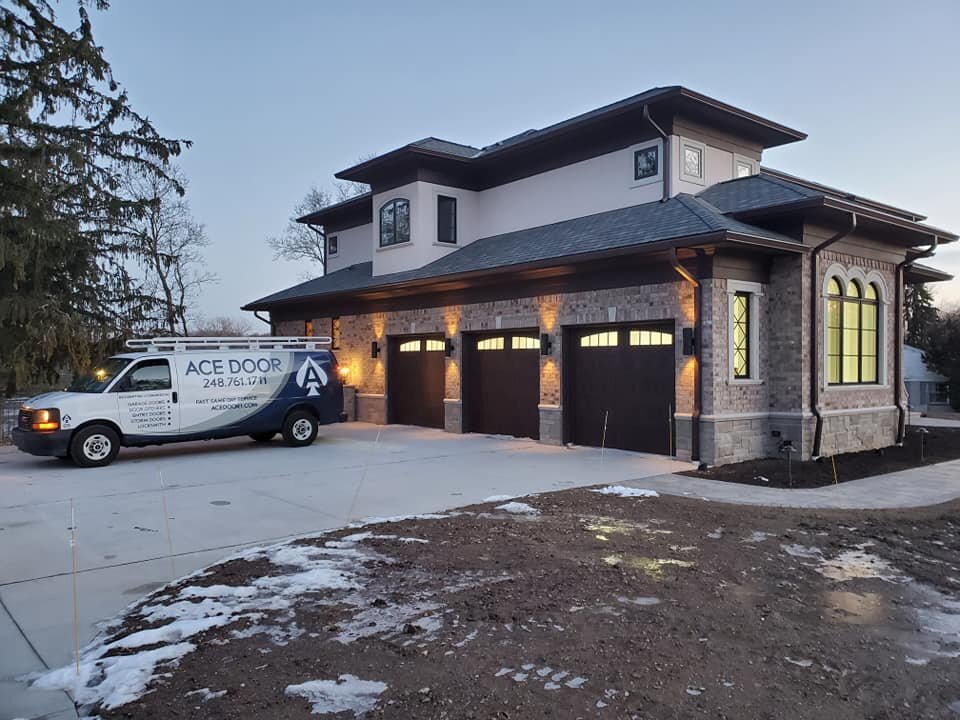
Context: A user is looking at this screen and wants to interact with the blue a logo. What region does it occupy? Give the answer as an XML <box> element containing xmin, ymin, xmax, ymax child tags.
<box><xmin>296</xmin><ymin>357</ymin><xmax>328</xmax><ymax>396</ymax></box>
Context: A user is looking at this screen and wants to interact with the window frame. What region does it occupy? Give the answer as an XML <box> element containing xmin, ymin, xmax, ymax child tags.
<box><xmin>726</xmin><ymin>280</ymin><xmax>762</xmax><ymax>383</ymax></box>
<box><xmin>379</xmin><ymin>198</ymin><xmax>411</xmax><ymax>248</ymax></box>
<box><xmin>112</xmin><ymin>358</ymin><xmax>172</xmax><ymax>393</ymax></box>
<box><xmin>327</xmin><ymin>234</ymin><xmax>338</xmax><ymax>258</ymax></box>
<box><xmin>825</xmin><ymin>275</ymin><xmax>881</xmax><ymax>386</ymax></box>
<box><xmin>679</xmin><ymin>137</ymin><xmax>707</xmax><ymax>185</ymax></box>
<box><xmin>628</xmin><ymin>139</ymin><xmax>663</xmax><ymax>188</ymax></box>
<box><xmin>436</xmin><ymin>195</ymin><xmax>457</xmax><ymax>245</ymax></box>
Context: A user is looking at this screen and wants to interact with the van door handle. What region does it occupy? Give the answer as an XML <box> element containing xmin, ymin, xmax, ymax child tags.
<box><xmin>171</xmin><ymin>392</ymin><xmax>178</xmax><ymax>404</ymax></box>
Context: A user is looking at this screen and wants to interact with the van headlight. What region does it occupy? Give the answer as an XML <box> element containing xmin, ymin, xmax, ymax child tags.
<box><xmin>31</xmin><ymin>408</ymin><xmax>61</xmax><ymax>431</ymax></box>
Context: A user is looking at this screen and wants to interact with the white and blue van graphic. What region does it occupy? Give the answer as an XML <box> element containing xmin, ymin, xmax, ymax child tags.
<box><xmin>11</xmin><ymin>337</ymin><xmax>346</xmax><ymax>467</ymax></box>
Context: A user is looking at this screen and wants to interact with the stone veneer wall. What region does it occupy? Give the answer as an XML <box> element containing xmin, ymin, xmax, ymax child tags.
<box><xmin>273</xmin><ymin>242</ymin><xmax>903</xmax><ymax>465</ymax></box>
<box><xmin>282</xmin><ymin>281</ymin><xmax>696</xmax><ymax>456</ymax></box>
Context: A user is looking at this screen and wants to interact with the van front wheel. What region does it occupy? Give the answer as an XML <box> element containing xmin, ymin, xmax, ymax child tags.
<box><xmin>282</xmin><ymin>410</ymin><xmax>318</xmax><ymax>447</ymax></box>
<box><xmin>70</xmin><ymin>425</ymin><xmax>120</xmax><ymax>468</ymax></box>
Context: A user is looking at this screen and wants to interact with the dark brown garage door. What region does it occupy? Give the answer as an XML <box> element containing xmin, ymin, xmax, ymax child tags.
<box><xmin>464</xmin><ymin>330</ymin><xmax>540</xmax><ymax>439</ymax></box>
<box><xmin>566</xmin><ymin>323</ymin><xmax>675</xmax><ymax>454</ymax></box>
<box><xmin>388</xmin><ymin>335</ymin><xmax>445</xmax><ymax>428</ymax></box>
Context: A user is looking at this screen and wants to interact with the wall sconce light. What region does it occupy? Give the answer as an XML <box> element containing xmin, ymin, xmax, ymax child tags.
<box><xmin>682</xmin><ymin>327</ymin><xmax>696</xmax><ymax>356</ymax></box>
<box><xmin>444</xmin><ymin>337</ymin><xmax>455</xmax><ymax>357</ymax></box>
<box><xmin>540</xmin><ymin>333</ymin><xmax>553</xmax><ymax>356</ymax></box>
<box><xmin>370</xmin><ymin>340</ymin><xmax>380</xmax><ymax>359</ymax></box>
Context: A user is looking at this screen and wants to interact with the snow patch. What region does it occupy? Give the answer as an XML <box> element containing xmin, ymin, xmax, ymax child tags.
<box><xmin>592</xmin><ymin>485</ymin><xmax>659</xmax><ymax>498</ymax></box>
<box><xmin>495</xmin><ymin>502</ymin><xmax>540</xmax><ymax>515</ymax></box>
<box><xmin>483</xmin><ymin>494</ymin><xmax>518</xmax><ymax>503</ymax></box>
<box><xmin>185</xmin><ymin>687</ymin><xmax>227</xmax><ymax>701</ymax></box>
<box><xmin>285</xmin><ymin>675</ymin><xmax>387</xmax><ymax>716</ymax></box>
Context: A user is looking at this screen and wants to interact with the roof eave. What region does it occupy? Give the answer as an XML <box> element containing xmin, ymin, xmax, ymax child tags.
<box><xmin>242</xmin><ymin>230</ymin><xmax>804</xmax><ymax>312</ymax></box>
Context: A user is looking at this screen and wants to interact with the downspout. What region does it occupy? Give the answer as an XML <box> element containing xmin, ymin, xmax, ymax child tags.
<box><xmin>810</xmin><ymin>214</ymin><xmax>857</xmax><ymax>458</ymax></box>
<box><xmin>670</xmin><ymin>248</ymin><xmax>701</xmax><ymax>462</ymax></box>
<box><xmin>307</xmin><ymin>223</ymin><xmax>327</xmax><ymax>275</ymax></box>
<box><xmin>895</xmin><ymin>238</ymin><xmax>939</xmax><ymax>443</ymax></box>
<box><xmin>252</xmin><ymin>310</ymin><xmax>274</xmax><ymax>335</ymax></box>
<box><xmin>643</xmin><ymin>105</ymin><xmax>670</xmax><ymax>202</ymax></box>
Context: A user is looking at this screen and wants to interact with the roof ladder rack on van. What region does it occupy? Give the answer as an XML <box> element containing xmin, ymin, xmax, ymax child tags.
<box><xmin>125</xmin><ymin>337</ymin><xmax>334</xmax><ymax>352</ymax></box>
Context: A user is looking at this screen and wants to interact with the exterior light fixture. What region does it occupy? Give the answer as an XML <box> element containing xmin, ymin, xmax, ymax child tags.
<box><xmin>370</xmin><ymin>340</ymin><xmax>380</xmax><ymax>359</ymax></box>
<box><xmin>337</xmin><ymin>366</ymin><xmax>351</xmax><ymax>381</ymax></box>
<box><xmin>682</xmin><ymin>328</ymin><xmax>696</xmax><ymax>356</ymax></box>
<box><xmin>540</xmin><ymin>333</ymin><xmax>553</xmax><ymax>356</ymax></box>
<box><xmin>444</xmin><ymin>337</ymin><xmax>455</xmax><ymax>357</ymax></box>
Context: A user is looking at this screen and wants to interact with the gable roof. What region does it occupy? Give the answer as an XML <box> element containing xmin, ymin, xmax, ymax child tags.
<box><xmin>244</xmin><ymin>194</ymin><xmax>798</xmax><ymax>310</ymax></box>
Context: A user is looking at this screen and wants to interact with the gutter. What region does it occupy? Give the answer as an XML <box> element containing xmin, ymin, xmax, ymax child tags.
<box><xmin>670</xmin><ymin>249</ymin><xmax>702</xmax><ymax>462</ymax></box>
<box><xmin>895</xmin><ymin>238</ymin><xmax>939</xmax><ymax>443</ymax></box>
<box><xmin>306</xmin><ymin>223</ymin><xmax>327</xmax><ymax>275</ymax></box>
<box><xmin>642</xmin><ymin>104</ymin><xmax>670</xmax><ymax>202</ymax></box>
<box><xmin>252</xmin><ymin>311</ymin><xmax>274</xmax><ymax>335</ymax></box>
<box><xmin>811</xmin><ymin>213</ymin><xmax>857</xmax><ymax>459</ymax></box>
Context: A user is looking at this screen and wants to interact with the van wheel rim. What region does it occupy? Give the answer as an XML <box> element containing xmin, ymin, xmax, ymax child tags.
<box><xmin>292</xmin><ymin>418</ymin><xmax>313</xmax><ymax>441</ymax></box>
<box><xmin>83</xmin><ymin>434</ymin><xmax>111</xmax><ymax>461</ymax></box>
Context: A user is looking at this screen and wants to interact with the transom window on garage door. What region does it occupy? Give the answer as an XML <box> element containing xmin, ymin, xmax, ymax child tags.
<box><xmin>399</xmin><ymin>339</ymin><xmax>444</xmax><ymax>352</ymax></box>
<box><xmin>629</xmin><ymin>329</ymin><xmax>672</xmax><ymax>346</ymax></box>
<box><xmin>580</xmin><ymin>329</ymin><xmax>672</xmax><ymax>348</ymax></box>
<box><xmin>477</xmin><ymin>337</ymin><xmax>504</xmax><ymax>351</ymax></box>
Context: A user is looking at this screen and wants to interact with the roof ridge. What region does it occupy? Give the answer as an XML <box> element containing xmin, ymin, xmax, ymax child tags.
<box><xmin>674</xmin><ymin>194</ymin><xmax>725</xmax><ymax>232</ymax></box>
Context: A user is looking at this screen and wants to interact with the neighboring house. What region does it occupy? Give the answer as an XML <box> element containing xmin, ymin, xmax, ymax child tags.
<box><xmin>904</xmin><ymin>345</ymin><xmax>950</xmax><ymax>414</ymax></box>
<box><xmin>244</xmin><ymin>86</ymin><xmax>956</xmax><ymax>466</ymax></box>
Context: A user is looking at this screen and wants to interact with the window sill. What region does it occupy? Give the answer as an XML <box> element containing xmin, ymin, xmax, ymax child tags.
<box><xmin>729</xmin><ymin>378</ymin><xmax>764</xmax><ymax>386</ymax></box>
<box><xmin>432</xmin><ymin>241</ymin><xmax>458</xmax><ymax>248</ymax></box>
<box><xmin>376</xmin><ymin>241</ymin><xmax>413</xmax><ymax>253</ymax></box>
<box><xmin>825</xmin><ymin>384</ymin><xmax>890</xmax><ymax>391</ymax></box>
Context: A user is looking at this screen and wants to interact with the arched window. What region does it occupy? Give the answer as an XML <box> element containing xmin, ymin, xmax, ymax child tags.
<box><xmin>380</xmin><ymin>199</ymin><xmax>410</xmax><ymax>247</ymax></box>
<box><xmin>827</xmin><ymin>278</ymin><xmax>880</xmax><ymax>385</ymax></box>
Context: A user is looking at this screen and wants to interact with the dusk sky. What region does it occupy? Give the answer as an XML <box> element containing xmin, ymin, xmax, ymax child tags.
<box><xmin>90</xmin><ymin>0</ymin><xmax>960</xmax><ymax>324</ymax></box>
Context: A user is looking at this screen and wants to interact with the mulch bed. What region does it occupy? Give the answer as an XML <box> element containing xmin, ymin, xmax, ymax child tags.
<box><xmin>681</xmin><ymin>426</ymin><xmax>960</xmax><ymax>489</ymax></box>
<box><xmin>89</xmin><ymin>488</ymin><xmax>960</xmax><ymax>720</ymax></box>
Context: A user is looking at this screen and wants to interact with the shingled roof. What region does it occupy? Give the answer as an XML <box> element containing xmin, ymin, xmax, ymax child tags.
<box><xmin>244</xmin><ymin>194</ymin><xmax>798</xmax><ymax>310</ymax></box>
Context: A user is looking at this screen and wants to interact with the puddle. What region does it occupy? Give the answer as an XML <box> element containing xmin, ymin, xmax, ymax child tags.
<box><xmin>582</xmin><ymin>516</ymin><xmax>673</xmax><ymax>538</ymax></box>
<box><xmin>823</xmin><ymin>591</ymin><xmax>886</xmax><ymax>625</ymax></box>
<box><xmin>817</xmin><ymin>549</ymin><xmax>903</xmax><ymax>583</ymax></box>
<box><xmin>602</xmin><ymin>554</ymin><xmax>694</xmax><ymax>577</ymax></box>
<box><xmin>616</xmin><ymin>596</ymin><xmax>660</xmax><ymax>607</ymax></box>
<box><xmin>781</xmin><ymin>543</ymin><xmax>822</xmax><ymax>559</ymax></box>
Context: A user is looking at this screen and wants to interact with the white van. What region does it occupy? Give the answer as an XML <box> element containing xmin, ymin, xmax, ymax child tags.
<box><xmin>11</xmin><ymin>337</ymin><xmax>346</xmax><ymax>468</ymax></box>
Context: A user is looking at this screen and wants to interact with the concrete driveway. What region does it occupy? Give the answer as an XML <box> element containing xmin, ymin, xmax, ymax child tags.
<box><xmin>0</xmin><ymin>422</ymin><xmax>690</xmax><ymax>719</ymax></box>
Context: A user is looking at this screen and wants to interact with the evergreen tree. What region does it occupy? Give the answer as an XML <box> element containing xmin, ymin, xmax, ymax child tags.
<box><xmin>904</xmin><ymin>283</ymin><xmax>939</xmax><ymax>350</ymax></box>
<box><xmin>923</xmin><ymin>308</ymin><xmax>960</xmax><ymax>411</ymax></box>
<box><xmin>0</xmin><ymin>0</ymin><xmax>188</xmax><ymax>394</ymax></box>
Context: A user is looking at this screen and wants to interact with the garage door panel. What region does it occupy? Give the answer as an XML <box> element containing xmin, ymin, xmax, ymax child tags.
<box><xmin>568</xmin><ymin>323</ymin><xmax>674</xmax><ymax>454</ymax></box>
<box><xmin>389</xmin><ymin>335</ymin><xmax>445</xmax><ymax>428</ymax></box>
<box><xmin>466</xmin><ymin>331</ymin><xmax>540</xmax><ymax>439</ymax></box>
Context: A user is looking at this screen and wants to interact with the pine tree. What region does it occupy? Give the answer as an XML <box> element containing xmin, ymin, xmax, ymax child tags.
<box><xmin>904</xmin><ymin>283</ymin><xmax>939</xmax><ymax>350</ymax></box>
<box><xmin>0</xmin><ymin>0</ymin><xmax>188</xmax><ymax>394</ymax></box>
<box><xmin>924</xmin><ymin>308</ymin><xmax>960</xmax><ymax>411</ymax></box>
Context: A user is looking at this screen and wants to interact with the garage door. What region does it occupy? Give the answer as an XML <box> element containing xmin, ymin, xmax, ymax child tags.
<box><xmin>388</xmin><ymin>335</ymin><xmax>446</xmax><ymax>428</ymax></box>
<box><xmin>567</xmin><ymin>323</ymin><xmax>675</xmax><ymax>454</ymax></box>
<box><xmin>464</xmin><ymin>330</ymin><xmax>540</xmax><ymax>439</ymax></box>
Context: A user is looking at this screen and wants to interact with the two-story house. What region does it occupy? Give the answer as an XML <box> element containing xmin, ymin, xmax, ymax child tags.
<box><xmin>244</xmin><ymin>86</ymin><xmax>955</xmax><ymax>466</ymax></box>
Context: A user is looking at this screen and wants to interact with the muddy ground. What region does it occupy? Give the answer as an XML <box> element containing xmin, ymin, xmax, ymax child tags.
<box><xmin>682</xmin><ymin>426</ymin><xmax>960</xmax><ymax>488</ymax></box>
<box><xmin>75</xmin><ymin>488</ymin><xmax>960</xmax><ymax>720</ymax></box>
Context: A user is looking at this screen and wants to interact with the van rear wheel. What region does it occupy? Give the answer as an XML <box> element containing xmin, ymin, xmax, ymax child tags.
<box><xmin>282</xmin><ymin>410</ymin><xmax>318</xmax><ymax>447</ymax></box>
<box><xmin>70</xmin><ymin>425</ymin><xmax>120</xmax><ymax>468</ymax></box>
<box><xmin>250</xmin><ymin>432</ymin><xmax>276</xmax><ymax>443</ymax></box>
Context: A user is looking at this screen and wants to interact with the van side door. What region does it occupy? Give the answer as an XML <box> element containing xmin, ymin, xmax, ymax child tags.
<box><xmin>113</xmin><ymin>357</ymin><xmax>181</xmax><ymax>437</ymax></box>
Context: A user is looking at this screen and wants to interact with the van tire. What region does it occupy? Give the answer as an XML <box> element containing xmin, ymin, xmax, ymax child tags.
<box><xmin>70</xmin><ymin>425</ymin><xmax>121</xmax><ymax>468</ymax></box>
<box><xmin>250</xmin><ymin>432</ymin><xmax>276</xmax><ymax>443</ymax></box>
<box><xmin>282</xmin><ymin>410</ymin><xmax>317</xmax><ymax>447</ymax></box>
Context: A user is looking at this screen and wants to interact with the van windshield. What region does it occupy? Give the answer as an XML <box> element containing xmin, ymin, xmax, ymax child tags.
<box><xmin>67</xmin><ymin>357</ymin><xmax>132</xmax><ymax>393</ymax></box>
